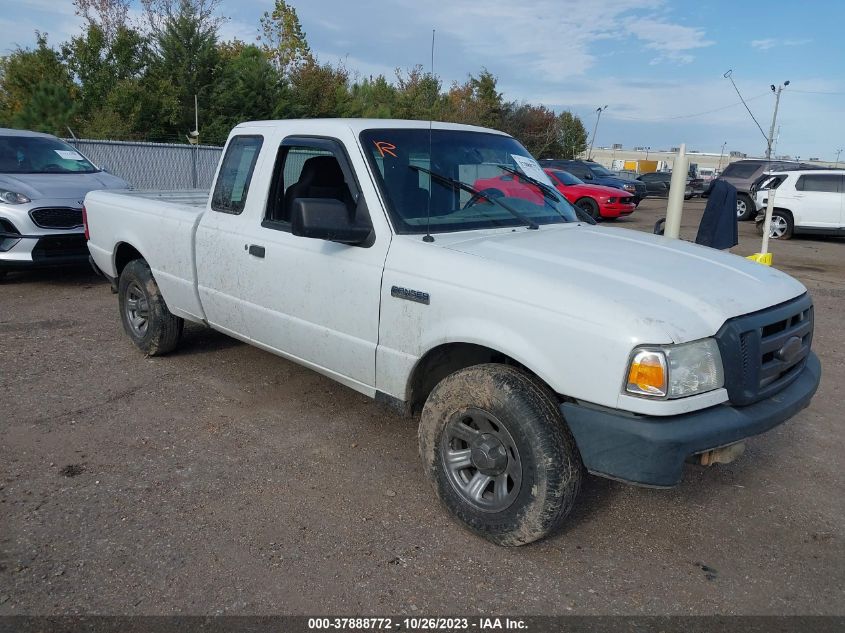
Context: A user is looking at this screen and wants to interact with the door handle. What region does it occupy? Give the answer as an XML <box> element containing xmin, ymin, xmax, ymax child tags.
<box><xmin>248</xmin><ymin>244</ymin><xmax>265</xmax><ymax>258</ymax></box>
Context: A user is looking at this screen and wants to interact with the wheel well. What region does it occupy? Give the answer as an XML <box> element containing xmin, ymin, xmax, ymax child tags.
<box><xmin>772</xmin><ymin>207</ymin><xmax>793</xmax><ymax>219</ymax></box>
<box><xmin>114</xmin><ymin>243</ymin><xmax>144</xmax><ymax>276</ymax></box>
<box><xmin>406</xmin><ymin>343</ymin><xmax>545</xmax><ymax>416</ymax></box>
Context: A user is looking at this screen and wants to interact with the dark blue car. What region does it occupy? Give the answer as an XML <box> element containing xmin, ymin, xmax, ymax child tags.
<box><xmin>539</xmin><ymin>159</ymin><xmax>648</xmax><ymax>205</ymax></box>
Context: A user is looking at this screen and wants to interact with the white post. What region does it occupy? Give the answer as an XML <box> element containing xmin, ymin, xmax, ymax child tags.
<box><xmin>760</xmin><ymin>189</ymin><xmax>775</xmax><ymax>255</ymax></box>
<box><xmin>664</xmin><ymin>143</ymin><xmax>687</xmax><ymax>239</ymax></box>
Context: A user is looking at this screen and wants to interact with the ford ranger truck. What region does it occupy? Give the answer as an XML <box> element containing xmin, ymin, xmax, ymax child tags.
<box><xmin>84</xmin><ymin>119</ymin><xmax>821</xmax><ymax>546</ymax></box>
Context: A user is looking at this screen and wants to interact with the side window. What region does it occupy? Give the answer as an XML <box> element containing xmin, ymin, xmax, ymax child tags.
<box><xmin>211</xmin><ymin>135</ymin><xmax>263</xmax><ymax>214</ymax></box>
<box><xmin>797</xmin><ymin>174</ymin><xmax>841</xmax><ymax>193</ymax></box>
<box><xmin>264</xmin><ymin>142</ymin><xmax>355</xmax><ymax>228</ymax></box>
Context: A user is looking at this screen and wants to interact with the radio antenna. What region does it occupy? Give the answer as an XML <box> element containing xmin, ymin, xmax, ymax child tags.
<box><xmin>423</xmin><ymin>28</ymin><xmax>436</xmax><ymax>243</ymax></box>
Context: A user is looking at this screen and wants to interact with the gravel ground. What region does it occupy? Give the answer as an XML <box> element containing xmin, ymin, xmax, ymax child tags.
<box><xmin>1</xmin><ymin>198</ymin><xmax>843</xmax><ymax>615</ymax></box>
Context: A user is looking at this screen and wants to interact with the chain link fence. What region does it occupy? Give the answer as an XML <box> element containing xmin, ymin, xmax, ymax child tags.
<box><xmin>63</xmin><ymin>139</ymin><xmax>224</xmax><ymax>190</ymax></box>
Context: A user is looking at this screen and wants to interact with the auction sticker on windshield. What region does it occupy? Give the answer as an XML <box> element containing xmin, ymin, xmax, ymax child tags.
<box><xmin>511</xmin><ymin>154</ymin><xmax>553</xmax><ymax>186</ymax></box>
<box><xmin>54</xmin><ymin>150</ymin><xmax>85</xmax><ymax>160</ymax></box>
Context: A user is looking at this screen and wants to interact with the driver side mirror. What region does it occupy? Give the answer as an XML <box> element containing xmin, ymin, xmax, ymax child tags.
<box><xmin>291</xmin><ymin>198</ymin><xmax>372</xmax><ymax>245</ymax></box>
<box><xmin>583</xmin><ymin>172</ymin><xmax>593</xmax><ymax>180</ymax></box>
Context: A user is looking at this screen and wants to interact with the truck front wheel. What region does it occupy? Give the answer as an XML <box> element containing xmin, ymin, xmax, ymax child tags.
<box><xmin>118</xmin><ymin>259</ymin><xmax>183</xmax><ymax>356</ymax></box>
<box><xmin>419</xmin><ymin>364</ymin><xmax>582</xmax><ymax>546</ymax></box>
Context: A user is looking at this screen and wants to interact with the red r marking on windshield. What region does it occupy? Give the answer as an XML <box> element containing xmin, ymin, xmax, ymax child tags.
<box><xmin>374</xmin><ymin>141</ymin><xmax>397</xmax><ymax>158</ymax></box>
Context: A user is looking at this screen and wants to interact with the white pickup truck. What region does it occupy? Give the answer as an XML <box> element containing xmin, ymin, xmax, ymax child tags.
<box><xmin>85</xmin><ymin>119</ymin><xmax>820</xmax><ymax>546</ymax></box>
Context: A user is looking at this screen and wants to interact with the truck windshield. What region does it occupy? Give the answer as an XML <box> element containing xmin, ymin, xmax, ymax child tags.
<box><xmin>360</xmin><ymin>128</ymin><xmax>577</xmax><ymax>234</ymax></box>
<box><xmin>0</xmin><ymin>135</ymin><xmax>99</xmax><ymax>174</ymax></box>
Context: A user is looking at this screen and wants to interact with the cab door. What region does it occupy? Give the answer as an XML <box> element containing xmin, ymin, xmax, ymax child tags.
<box><xmin>195</xmin><ymin>134</ymin><xmax>265</xmax><ymax>337</ymax></box>
<box><xmin>234</xmin><ymin>136</ymin><xmax>389</xmax><ymax>393</ymax></box>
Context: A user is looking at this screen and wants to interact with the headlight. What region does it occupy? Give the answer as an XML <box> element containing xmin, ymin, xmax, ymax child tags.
<box><xmin>623</xmin><ymin>184</ymin><xmax>636</xmax><ymax>192</ymax></box>
<box><xmin>0</xmin><ymin>189</ymin><xmax>31</xmax><ymax>204</ymax></box>
<box><xmin>625</xmin><ymin>338</ymin><xmax>724</xmax><ymax>399</ymax></box>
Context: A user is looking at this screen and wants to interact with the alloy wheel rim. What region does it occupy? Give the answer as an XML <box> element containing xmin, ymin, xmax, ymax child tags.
<box><xmin>769</xmin><ymin>216</ymin><xmax>787</xmax><ymax>238</ymax></box>
<box><xmin>125</xmin><ymin>282</ymin><xmax>150</xmax><ymax>336</ymax></box>
<box><xmin>736</xmin><ymin>199</ymin><xmax>747</xmax><ymax>217</ymax></box>
<box><xmin>440</xmin><ymin>408</ymin><xmax>522</xmax><ymax>513</ymax></box>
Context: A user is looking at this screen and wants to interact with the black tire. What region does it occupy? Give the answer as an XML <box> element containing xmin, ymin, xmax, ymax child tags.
<box><xmin>0</xmin><ymin>270</ymin><xmax>6</xmax><ymax>282</ymax></box>
<box><xmin>736</xmin><ymin>194</ymin><xmax>755</xmax><ymax>221</ymax></box>
<box><xmin>118</xmin><ymin>259</ymin><xmax>183</xmax><ymax>355</ymax></box>
<box><xmin>575</xmin><ymin>197</ymin><xmax>601</xmax><ymax>221</ymax></box>
<box><xmin>758</xmin><ymin>209</ymin><xmax>794</xmax><ymax>240</ymax></box>
<box><xmin>419</xmin><ymin>364</ymin><xmax>582</xmax><ymax>546</ymax></box>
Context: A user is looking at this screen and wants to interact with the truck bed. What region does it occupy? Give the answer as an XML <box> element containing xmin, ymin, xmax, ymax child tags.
<box><xmin>85</xmin><ymin>188</ymin><xmax>211</xmax><ymax>323</ymax></box>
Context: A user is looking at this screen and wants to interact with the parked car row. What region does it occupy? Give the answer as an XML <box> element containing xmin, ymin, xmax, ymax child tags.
<box><xmin>705</xmin><ymin>158</ymin><xmax>825</xmax><ymax>221</ymax></box>
<box><xmin>635</xmin><ymin>171</ymin><xmax>705</xmax><ymax>200</ymax></box>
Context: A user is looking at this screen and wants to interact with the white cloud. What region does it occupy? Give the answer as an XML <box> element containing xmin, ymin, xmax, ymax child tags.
<box><xmin>625</xmin><ymin>18</ymin><xmax>713</xmax><ymax>64</ymax></box>
<box><xmin>752</xmin><ymin>37</ymin><xmax>811</xmax><ymax>50</ymax></box>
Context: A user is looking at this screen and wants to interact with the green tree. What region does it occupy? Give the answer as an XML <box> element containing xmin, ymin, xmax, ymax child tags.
<box><xmin>556</xmin><ymin>110</ymin><xmax>587</xmax><ymax>159</ymax></box>
<box><xmin>393</xmin><ymin>65</ymin><xmax>442</xmax><ymax>121</ymax></box>
<box><xmin>285</xmin><ymin>59</ymin><xmax>349</xmax><ymax>118</ymax></box>
<box><xmin>0</xmin><ymin>33</ymin><xmax>77</xmax><ymax>131</ymax></box>
<box><xmin>443</xmin><ymin>69</ymin><xmax>504</xmax><ymax>128</ymax></box>
<box><xmin>62</xmin><ymin>24</ymin><xmax>150</xmax><ymax>134</ymax></box>
<box><xmin>346</xmin><ymin>75</ymin><xmax>397</xmax><ymax>118</ymax></box>
<box><xmin>204</xmin><ymin>45</ymin><xmax>283</xmax><ymax>143</ymax></box>
<box><xmin>11</xmin><ymin>80</ymin><xmax>79</xmax><ymax>134</ymax></box>
<box><xmin>259</xmin><ymin>0</ymin><xmax>312</xmax><ymax>75</ymax></box>
<box><xmin>147</xmin><ymin>0</ymin><xmax>222</xmax><ymax>138</ymax></box>
<box><xmin>501</xmin><ymin>102</ymin><xmax>561</xmax><ymax>158</ymax></box>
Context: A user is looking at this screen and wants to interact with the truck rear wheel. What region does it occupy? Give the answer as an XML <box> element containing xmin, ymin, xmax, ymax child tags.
<box><xmin>118</xmin><ymin>259</ymin><xmax>183</xmax><ymax>356</ymax></box>
<box><xmin>418</xmin><ymin>364</ymin><xmax>582</xmax><ymax>546</ymax></box>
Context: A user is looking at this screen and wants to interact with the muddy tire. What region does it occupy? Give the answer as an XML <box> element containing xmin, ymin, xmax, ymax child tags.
<box><xmin>118</xmin><ymin>259</ymin><xmax>183</xmax><ymax>356</ymax></box>
<box><xmin>419</xmin><ymin>364</ymin><xmax>582</xmax><ymax>546</ymax></box>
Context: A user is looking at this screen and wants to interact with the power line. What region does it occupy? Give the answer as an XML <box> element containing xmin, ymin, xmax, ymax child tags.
<box><xmin>789</xmin><ymin>89</ymin><xmax>845</xmax><ymax>95</ymax></box>
<box><xmin>608</xmin><ymin>92</ymin><xmax>769</xmax><ymax>122</ymax></box>
<box><xmin>723</xmin><ymin>70</ymin><xmax>769</xmax><ymax>143</ymax></box>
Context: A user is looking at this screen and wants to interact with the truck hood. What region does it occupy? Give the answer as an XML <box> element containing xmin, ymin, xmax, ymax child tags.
<box><xmin>0</xmin><ymin>171</ymin><xmax>130</xmax><ymax>201</ymax></box>
<box><xmin>439</xmin><ymin>225</ymin><xmax>806</xmax><ymax>343</ymax></box>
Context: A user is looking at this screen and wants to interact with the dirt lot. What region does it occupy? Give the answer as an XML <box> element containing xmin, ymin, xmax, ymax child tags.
<box><xmin>1</xmin><ymin>198</ymin><xmax>843</xmax><ymax>615</ymax></box>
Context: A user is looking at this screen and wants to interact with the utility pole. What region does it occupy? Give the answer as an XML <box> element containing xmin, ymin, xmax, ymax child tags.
<box><xmin>645</xmin><ymin>146</ymin><xmax>651</xmax><ymax>160</ymax></box>
<box><xmin>588</xmin><ymin>105</ymin><xmax>607</xmax><ymax>160</ymax></box>
<box><xmin>835</xmin><ymin>148</ymin><xmax>843</xmax><ymax>168</ymax></box>
<box><xmin>766</xmin><ymin>81</ymin><xmax>789</xmax><ymax>160</ymax></box>
<box><xmin>717</xmin><ymin>141</ymin><xmax>727</xmax><ymax>172</ymax></box>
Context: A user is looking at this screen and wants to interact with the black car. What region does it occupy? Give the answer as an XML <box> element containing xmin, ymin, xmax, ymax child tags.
<box><xmin>636</xmin><ymin>171</ymin><xmax>705</xmax><ymax>199</ymax></box>
<box><xmin>540</xmin><ymin>159</ymin><xmax>648</xmax><ymax>205</ymax></box>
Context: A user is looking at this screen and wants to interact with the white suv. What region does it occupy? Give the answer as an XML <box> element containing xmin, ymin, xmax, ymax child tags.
<box><xmin>754</xmin><ymin>170</ymin><xmax>845</xmax><ymax>239</ymax></box>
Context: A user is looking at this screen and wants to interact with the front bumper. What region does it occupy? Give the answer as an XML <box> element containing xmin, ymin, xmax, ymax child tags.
<box><xmin>0</xmin><ymin>230</ymin><xmax>89</xmax><ymax>269</ymax></box>
<box><xmin>561</xmin><ymin>352</ymin><xmax>821</xmax><ymax>488</ymax></box>
<box><xmin>600</xmin><ymin>202</ymin><xmax>636</xmax><ymax>218</ymax></box>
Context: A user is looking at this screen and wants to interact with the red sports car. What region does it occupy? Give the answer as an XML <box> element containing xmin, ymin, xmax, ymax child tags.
<box><xmin>543</xmin><ymin>168</ymin><xmax>636</xmax><ymax>219</ymax></box>
<box><xmin>472</xmin><ymin>169</ymin><xmax>636</xmax><ymax>221</ymax></box>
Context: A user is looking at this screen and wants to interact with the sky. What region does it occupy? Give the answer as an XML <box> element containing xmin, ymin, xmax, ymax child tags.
<box><xmin>3</xmin><ymin>0</ymin><xmax>844</xmax><ymax>160</ymax></box>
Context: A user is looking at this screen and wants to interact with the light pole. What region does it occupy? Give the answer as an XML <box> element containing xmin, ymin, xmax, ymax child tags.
<box><xmin>717</xmin><ymin>141</ymin><xmax>726</xmax><ymax>172</ymax></box>
<box><xmin>588</xmin><ymin>105</ymin><xmax>607</xmax><ymax>160</ymax></box>
<box><xmin>835</xmin><ymin>148</ymin><xmax>843</xmax><ymax>168</ymax></box>
<box><xmin>645</xmin><ymin>146</ymin><xmax>651</xmax><ymax>160</ymax></box>
<box><xmin>766</xmin><ymin>80</ymin><xmax>789</xmax><ymax>160</ymax></box>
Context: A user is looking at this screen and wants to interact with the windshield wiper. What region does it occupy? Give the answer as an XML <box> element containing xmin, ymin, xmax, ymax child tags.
<box><xmin>495</xmin><ymin>164</ymin><xmax>596</xmax><ymax>225</ymax></box>
<box><xmin>408</xmin><ymin>165</ymin><xmax>538</xmax><ymax>230</ymax></box>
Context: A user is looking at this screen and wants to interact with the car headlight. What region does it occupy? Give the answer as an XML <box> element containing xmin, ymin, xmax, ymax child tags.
<box><xmin>625</xmin><ymin>338</ymin><xmax>724</xmax><ymax>399</ymax></box>
<box><xmin>0</xmin><ymin>189</ymin><xmax>31</xmax><ymax>204</ymax></box>
<box><xmin>622</xmin><ymin>184</ymin><xmax>636</xmax><ymax>192</ymax></box>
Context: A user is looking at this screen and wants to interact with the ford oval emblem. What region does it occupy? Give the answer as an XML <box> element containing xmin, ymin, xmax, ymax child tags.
<box><xmin>775</xmin><ymin>336</ymin><xmax>802</xmax><ymax>364</ymax></box>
